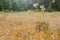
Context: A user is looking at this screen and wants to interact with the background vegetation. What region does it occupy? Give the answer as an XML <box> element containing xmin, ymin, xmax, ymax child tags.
<box><xmin>0</xmin><ymin>0</ymin><xmax>60</xmax><ymax>12</ymax></box>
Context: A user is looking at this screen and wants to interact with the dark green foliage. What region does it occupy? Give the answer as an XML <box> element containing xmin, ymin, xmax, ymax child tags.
<box><xmin>46</xmin><ymin>4</ymin><xmax>53</xmax><ymax>12</ymax></box>
<box><xmin>0</xmin><ymin>0</ymin><xmax>60</xmax><ymax>12</ymax></box>
<box><xmin>55</xmin><ymin>0</ymin><xmax>60</xmax><ymax>11</ymax></box>
<box><xmin>51</xmin><ymin>0</ymin><xmax>60</xmax><ymax>11</ymax></box>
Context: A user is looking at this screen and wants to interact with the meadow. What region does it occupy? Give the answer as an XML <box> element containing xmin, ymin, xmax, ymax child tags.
<box><xmin>0</xmin><ymin>11</ymin><xmax>60</xmax><ymax>40</ymax></box>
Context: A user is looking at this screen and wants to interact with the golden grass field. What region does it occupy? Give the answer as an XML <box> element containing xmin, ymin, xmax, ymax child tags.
<box><xmin>0</xmin><ymin>12</ymin><xmax>60</xmax><ymax>40</ymax></box>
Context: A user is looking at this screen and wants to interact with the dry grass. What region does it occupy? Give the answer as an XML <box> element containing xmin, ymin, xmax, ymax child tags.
<box><xmin>0</xmin><ymin>12</ymin><xmax>60</xmax><ymax>40</ymax></box>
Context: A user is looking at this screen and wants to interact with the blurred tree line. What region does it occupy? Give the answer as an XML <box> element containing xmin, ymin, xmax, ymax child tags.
<box><xmin>0</xmin><ymin>0</ymin><xmax>60</xmax><ymax>12</ymax></box>
<box><xmin>51</xmin><ymin>0</ymin><xmax>60</xmax><ymax>11</ymax></box>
